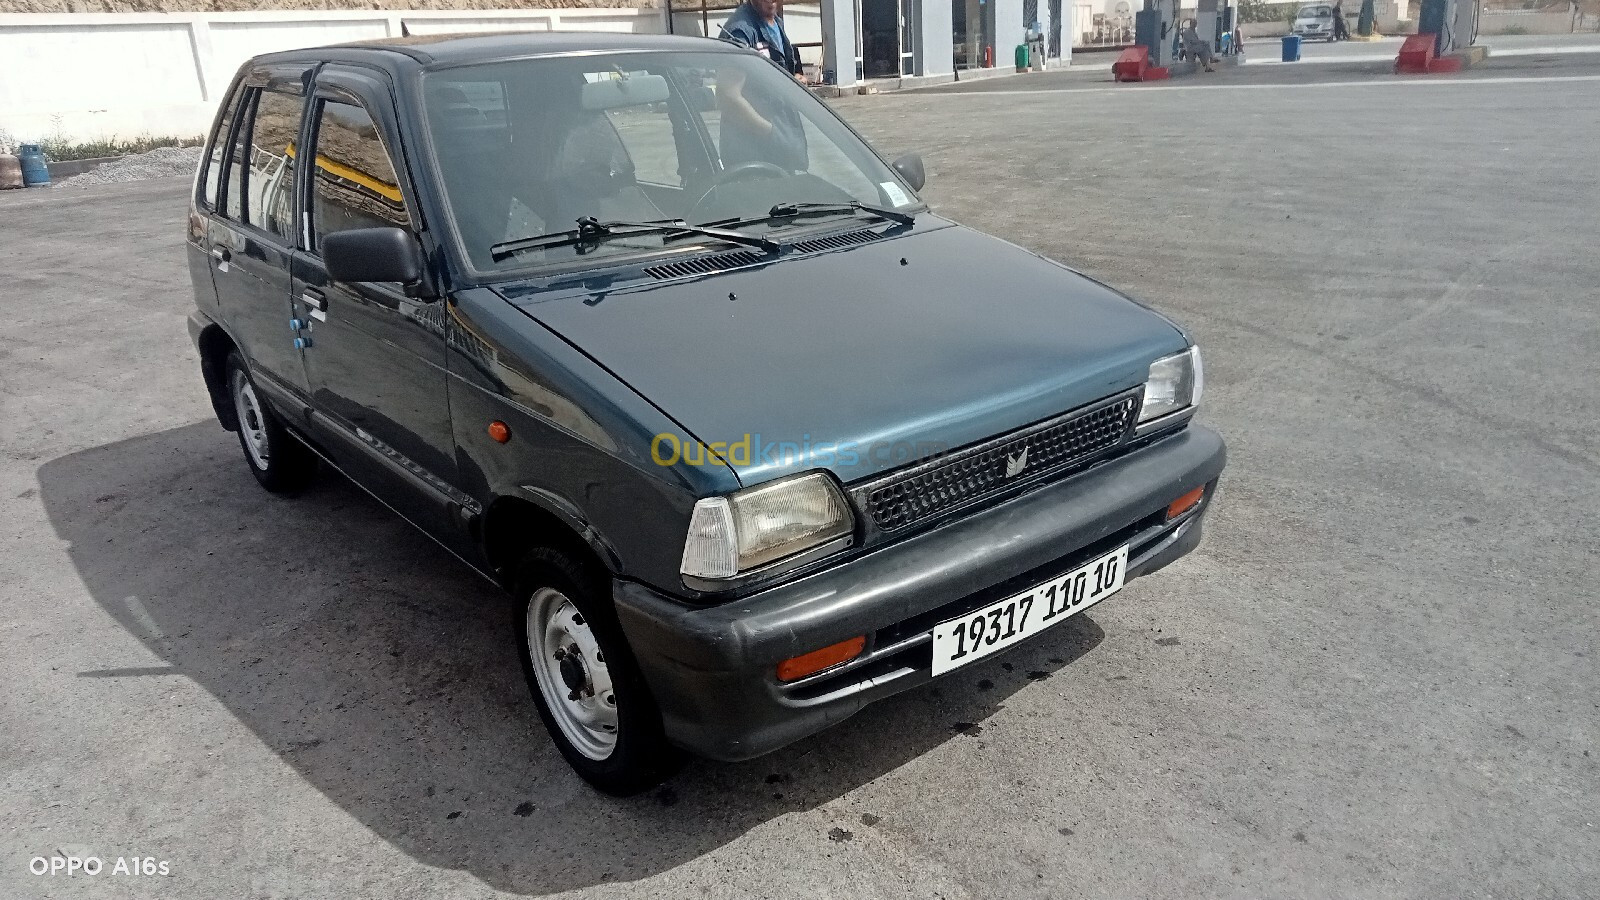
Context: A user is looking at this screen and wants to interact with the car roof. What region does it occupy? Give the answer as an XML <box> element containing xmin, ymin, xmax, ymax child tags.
<box><xmin>246</xmin><ymin>30</ymin><xmax>741</xmax><ymax>72</ymax></box>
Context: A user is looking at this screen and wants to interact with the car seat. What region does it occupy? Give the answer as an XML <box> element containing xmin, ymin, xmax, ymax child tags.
<box><xmin>545</xmin><ymin>111</ymin><xmax>665</xmax><ymax>229</ymax></box>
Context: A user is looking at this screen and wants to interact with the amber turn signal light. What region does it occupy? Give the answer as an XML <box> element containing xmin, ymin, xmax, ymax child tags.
<box><xmin>777</xmin><ymin>636</ymin><xmax>866</xmax><ymax>682</ymax></box>
<box><xmin>487</xmin><ymin>421</ymin><xmax>511</xmax><ymax>444</ymax></box>
<box><xmin>1166</xmin><ymin>486</ymin><xmax>1205</xmax><ymax>520</ymax></box>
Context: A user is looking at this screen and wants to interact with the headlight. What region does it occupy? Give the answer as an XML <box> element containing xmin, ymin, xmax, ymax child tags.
<box><xmin>680</xmin><ymin>472</ymin><xmax>854</xmax><ymax>580</ymax></box>
<box><xmin>1139</xmin><ymin>346</ymin><xmax>1203</xmax><ymax>423</ymax></box>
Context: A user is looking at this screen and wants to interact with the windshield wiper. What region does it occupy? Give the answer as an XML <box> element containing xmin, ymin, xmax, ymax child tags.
<box><xmin>762</xmin><ymin>200</ymin><xmax>918</xmax><ymax>226</ymax></box>
<box><xmin>491</xmin><ymin>216</ymin><xmax>779</xmax><ymax>262</ymax></box>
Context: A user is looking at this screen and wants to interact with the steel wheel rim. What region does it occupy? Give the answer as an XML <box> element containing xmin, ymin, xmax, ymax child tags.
<box><xmin>527</xmin><ymin>587</ymin><xmax>618</xmax><ymax>761</ymax></box>
<box><xmin>231</xmin><ymin>371</ymin><xmax>270</xmax><ymax>470</ymax></box>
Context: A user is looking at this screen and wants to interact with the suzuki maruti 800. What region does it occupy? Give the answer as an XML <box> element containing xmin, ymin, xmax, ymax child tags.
<box><xmin>185</xmin><ymin>32</ymin><xmax>1225</xmax><ymax>794</ymax></box>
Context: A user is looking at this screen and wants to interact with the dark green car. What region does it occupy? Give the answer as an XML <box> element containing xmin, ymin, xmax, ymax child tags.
<box><xmin>186</xmin><ymin>31</ymin><xmax>1224</xmax><ymax>794</ymax></box>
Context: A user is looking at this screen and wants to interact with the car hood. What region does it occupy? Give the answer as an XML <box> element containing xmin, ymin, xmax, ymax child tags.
<box><xmin>500</xmin><ymin>222</ymin><xmax>1188</xmax><ymax>486</ymax></box>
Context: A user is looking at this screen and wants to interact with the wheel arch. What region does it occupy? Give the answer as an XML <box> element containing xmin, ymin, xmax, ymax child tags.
<box><xmin>481</xmin><ymin>490</ymin><xmax>624</xmax><ymax>589</ymax></box>
<box><xmin>197</xmin><ymin>323</ymin><xmax>240</xmax><ymax>432</ymax></box>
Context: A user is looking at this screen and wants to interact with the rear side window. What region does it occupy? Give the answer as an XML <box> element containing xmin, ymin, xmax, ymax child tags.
<box><xmin>309</xmin><ymin>98</ymin><xmax>409</xmax><ymax>250</ymax></box>
<box><xmin>201</xmin><ymin>85</ymin><xmax>244</xmax><ymax>209</ymax></box>
<box><xmin>211</xmin><ymin>82</ymin><xmax>300</xmax><ymax>238</ymax></box>
<box><xmin>243</xmin><ymin>90</ymin><xmax>303</xmax><ymax>241</ymax></box>
<box><xmin>222</xmin><ymin>91</ymin><xmax>254</xmax><ymax>222</ymax></box>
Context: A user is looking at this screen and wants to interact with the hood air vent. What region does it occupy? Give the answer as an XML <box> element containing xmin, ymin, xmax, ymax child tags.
<box><xmin>642</xmin><ymin>229</ymin><xmax>880</xmax><ymax>280</ymax></box>
<box><xmin>644</xmin><ymin>250</ymin><xmax>766</xmax><ymax>280</ymax></box>
<box><xmin>789</xmin><ymin>229</ymin><xmax>878</xmax><ymax>253</ymax></box>
<box><xmin>640</xmin><ymin>225</ymin><xmax>889</xmax><ymax>278</ymax></box>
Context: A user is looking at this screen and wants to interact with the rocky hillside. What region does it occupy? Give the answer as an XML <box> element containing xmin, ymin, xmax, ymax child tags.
<box><xmin>4</xmin><ymin>0</ymin><xmax>654</xmax><ymax>12</ymax></box>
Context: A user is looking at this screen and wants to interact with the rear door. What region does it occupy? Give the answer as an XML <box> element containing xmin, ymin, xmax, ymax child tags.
<box><xmin>289</xmin><ymin>65</ymin><xmax>468</xmax><ymax>545</ymax></box>
<box><xmin>187</xmin><ymin>77</ymin><xmax>245</xmax><ymax>314</ymax></box>
<box><xmin>207</xmin><ymin>63</ymin><xmax>315</xmax><ymax>404</ymax></box>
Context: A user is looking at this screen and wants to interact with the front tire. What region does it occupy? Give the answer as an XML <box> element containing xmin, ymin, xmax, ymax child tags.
<box><xmin>514</xmin><ymin>547</ymin><xmax>680</xmax><ymax>795</ymax></box>
<box><xmin>226</xmin><ymin>352</ymin><xmax>316</xmax><ymax>493</ymax></box>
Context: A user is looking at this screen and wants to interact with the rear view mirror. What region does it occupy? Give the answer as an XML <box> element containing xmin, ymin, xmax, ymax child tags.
<box><xmin>323</xmin><ymin>227</ymin><xmax>424</xmax><ymax>285</ymax></box>
<box><xmin>892</xmin><ymin>153</ymin><xmax>926</xmax><ymax>192</ymax></box>
<box><xmin>580</xmin><ymin>74</ymin><xmax>671</xmax><ymax>111</ymax></box>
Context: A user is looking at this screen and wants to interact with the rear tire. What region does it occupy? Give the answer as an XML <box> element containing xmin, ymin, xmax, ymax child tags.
<box><xmin>513</xmin><ymin>547</ymin><xmax>681</xmax><ymax>796</ymax></box>
<box><xmin>226</xmin><ymin>352</ymin><xmax>317</xmax><ymax>494</ymax></box>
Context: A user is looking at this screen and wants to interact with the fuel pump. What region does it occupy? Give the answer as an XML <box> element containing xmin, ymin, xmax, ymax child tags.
<box><xmin>1135</xmin><ymin>0</ymin><xmax>1177</xmax><ymax>69</ymax></box>
<box><xmin>1396</xmin><ymin>0</ymin><xmax>1479</xmax><ymax>71</ymax></box>
<box><xmin>1417</xmin><ymin>0</ymin><xmax>1479</xmax><ymax>53</ymax></box>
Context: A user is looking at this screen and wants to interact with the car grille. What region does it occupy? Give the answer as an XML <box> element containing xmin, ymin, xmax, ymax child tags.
<box><xmin>862</xmin><ymin>392</ymin><xmax>1140</xmax><ymax>532</ymax></box>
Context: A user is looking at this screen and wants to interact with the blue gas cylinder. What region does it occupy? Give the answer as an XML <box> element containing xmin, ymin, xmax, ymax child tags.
<box><xmin>18</xmin><ymin>144</ymin><xmax>50</xmax><ymax>187</ymax></box>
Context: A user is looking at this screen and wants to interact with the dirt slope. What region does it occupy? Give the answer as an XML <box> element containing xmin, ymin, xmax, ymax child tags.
<box><xmin>3</xmin><ymin>0</ymin><xmax>654</xmax><ymax>12</ymax></box>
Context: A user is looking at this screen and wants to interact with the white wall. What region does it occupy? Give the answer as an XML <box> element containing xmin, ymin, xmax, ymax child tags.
<box><xmin>1480</xmin><ymin>6</ymin><xmax>1579</xmax><ymax>36</ymax></box>
<box><xmin>0</xmin><ymin>8</ymin><xmax>671</xmax><ymax>141</ymax></box>
<box><xmin>990</xmin><ymin>0</ymin><xmax>1025</xmax><ymax>65</ymax></box>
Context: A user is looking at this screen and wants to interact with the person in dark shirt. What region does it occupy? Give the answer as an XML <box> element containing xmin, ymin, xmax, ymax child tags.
<box><xmin>717</xmin><ymin>0</ymin><xmax>809</xmax><ymax>173</ymax></box>
<box><xmin>719</xmin><ymin>0</ymin><xmax>805</xmax><ymax>79</ymax></box>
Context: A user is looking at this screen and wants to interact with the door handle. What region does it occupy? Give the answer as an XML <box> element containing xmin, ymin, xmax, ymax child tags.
<box><xmin>301</xmin><ymin>288</ymin><xmax>328</xmax><ymax>321</ymax></box>
<box><xmin>210</xmin><ymin>247</ymin><xmax>231</xmax><ymax>270</ymax></box>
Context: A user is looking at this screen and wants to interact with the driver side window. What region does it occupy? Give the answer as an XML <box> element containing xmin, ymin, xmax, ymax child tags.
<box><xmin>308</xmin><ymin>97</ymin><xmax>410</xmax><ymax>251</ymax></box>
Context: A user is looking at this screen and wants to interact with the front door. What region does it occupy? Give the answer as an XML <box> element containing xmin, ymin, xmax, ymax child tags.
<box><xmin>207</xmin><ymin>64</ymin><xmax>315</xmax><ymax>405</ymax></box>
<box><xmin>288</xmin><ymin>67</ymin><xmax>469</xmax><ymax>546</ymax></box>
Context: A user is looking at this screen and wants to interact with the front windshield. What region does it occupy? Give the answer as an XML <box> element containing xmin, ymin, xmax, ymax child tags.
<box><xmin>1299</xmin><ymin>5</ymin><xmax>1333</xmax><ymax>15</ymax></box>
<box><xmin>422</xmin><ymin>50</ymin><xmax>920</xmax><ymax>273</ymax></box>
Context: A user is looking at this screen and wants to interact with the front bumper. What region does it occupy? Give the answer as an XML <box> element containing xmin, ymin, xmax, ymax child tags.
<box><xmin>614</xmin><ymin>424</ymin><xmax>1226</xmax><ymax>761</ymax></box>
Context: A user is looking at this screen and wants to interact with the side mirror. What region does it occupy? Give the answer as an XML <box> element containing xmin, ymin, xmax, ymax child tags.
<box><xmin>323</xmin><ymin>227</ymin><xmax>424</xmax><ymax>285</ymax></box>
<box><xmin>891</xmin><ymin>153</ymin><xmax>926</xmax><ymax>192</ymax></box>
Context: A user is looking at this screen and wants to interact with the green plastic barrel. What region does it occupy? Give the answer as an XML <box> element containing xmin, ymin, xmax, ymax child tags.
<box><xmin>1015</xmin><ymin>43</ymin><xmax>1029</xmax><ymax>71</ymax></box>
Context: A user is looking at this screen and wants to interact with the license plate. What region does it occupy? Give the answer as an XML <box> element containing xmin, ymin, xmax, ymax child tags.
<box><xmin>930</xmin><ymin>545</ymin><xmax>1128</xmax><ymax>676</ymax></box>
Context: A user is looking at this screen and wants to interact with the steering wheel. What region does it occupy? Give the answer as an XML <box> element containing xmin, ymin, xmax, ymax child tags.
<box><xmin>711</xmin><ymin>160</ymin><xmax>789</xmax><ymax>186</ymax></box>
<box><xmin>688</xmin><ymin>161</ymin><xmax>789</xmax><ymax>220</ymax></box>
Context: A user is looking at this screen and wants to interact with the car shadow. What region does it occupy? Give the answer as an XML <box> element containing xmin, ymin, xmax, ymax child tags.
<box><xmin>38</xmin><ymin>422</ymin><xmax>1106</xmax><ymax>895</ymax></box>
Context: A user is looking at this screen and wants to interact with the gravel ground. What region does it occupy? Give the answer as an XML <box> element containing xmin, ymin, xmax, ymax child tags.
<box><xmin>60</xmin><ymin>145</ymin><xmax>203</xmax><ymax>187</ymax></box>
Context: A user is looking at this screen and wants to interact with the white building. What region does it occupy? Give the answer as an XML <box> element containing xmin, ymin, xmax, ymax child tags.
<box><xmin>671</xmin><ymin>0</ymin><xmax>1065</xmax><ymax>85</ymax></box>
